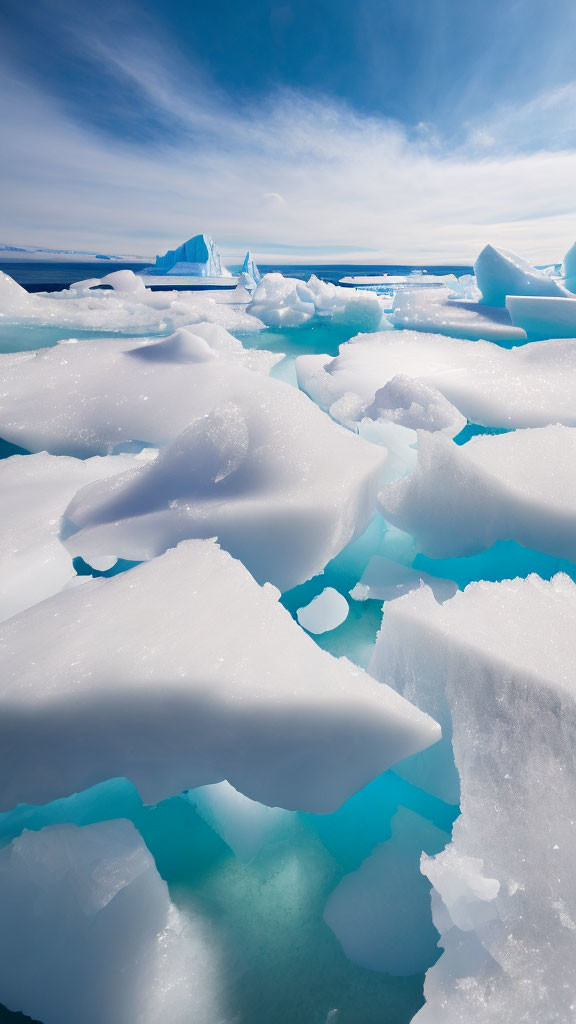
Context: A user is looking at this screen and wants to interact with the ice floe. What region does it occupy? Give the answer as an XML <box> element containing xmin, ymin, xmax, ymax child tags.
<box><xmin>0</xmin><ymin>819</ymin><xmax>224</xmax><ymax>1024</ymax></box>
<box><xmin>390</xmin><ymin>285</ymin><xmax>527</xmax><ymax>343</ymax></box>
<box><xmin>296</xmin><ymin>330</ymin><xmax>576</xmax><ymax>428</ymax></box>
<box><xmin>372</xmin><ymin>575</ymin><xmax>576</xmax><ymax>1022</ymax></box>
<box><xmin>0</xmin><ymin>449</ymin><xmax>154</xmax><ymax>622</ymax></box>
<box><xmin>379</xmin><ymin>425</ymin><xmax>576</xmax><ymax>562</ymax></box>
<box><xmin>247</xmin><ymin>272</ymin><xmax>390</xmax><ymax>331</ymax></box>
<box><xmin>0</xmin><ymin>539</ymin><xmax>440</xmax><ymax>812</ymax></box>
<box><xmin>474</xmin><ymin>244</ymin><xmax>567</xmax><ymax>306</ymax></box>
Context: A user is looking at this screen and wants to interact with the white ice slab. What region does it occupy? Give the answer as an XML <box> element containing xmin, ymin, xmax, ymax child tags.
<box><xmin>0</xmin><ymin>539</ymin><xmax>440</xmax><ymax>812</ymax></box>
<box><xmin>506</xmin><ymin>294</ymin><xmax>576</xmax><ymax>339</ymax></box>
<box><xmin>296</xmin><ymin>588</ymin><xmax>349</xmax><ymax>633</ymax></box>
<box><xmin>379</xmin><ymin>425</ymin><xmax>576</xmax><ymax>562</ymax></box>
<box><xmin>372</xmin><ymin>576</ymin><xmax>576</xmax><ymax>1023</ymax></box>
<box><xmin>390</xmin><ymin>286</ymin><xmax>526</xmax><ymax>342</ymax></box>
<box><xmin>0</xmin><ymin>820</ymin><xmax>223</xmax><ymax>1024</ymax></box>
<box><xmin>0</xmin><ymin>450</ymin><xmax>154</xmax><ymax>622</ymax></box>
<box><xmin>296</xmin><ymin>330</ymin><xmax>576</xmax><ymax>428</ymax></box>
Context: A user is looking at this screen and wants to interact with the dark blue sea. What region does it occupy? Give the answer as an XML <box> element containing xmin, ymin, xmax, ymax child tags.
<box><xmin>1</xmin><ymin>260</ymin><xmax>472</xmax><ymax>292</ymax></box>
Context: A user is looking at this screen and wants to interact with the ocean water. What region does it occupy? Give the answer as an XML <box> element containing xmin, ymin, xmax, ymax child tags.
<box><xmin>0</xmin><ymin>259</ymin><xmax>472</xmax><ymax>292</ymax></box>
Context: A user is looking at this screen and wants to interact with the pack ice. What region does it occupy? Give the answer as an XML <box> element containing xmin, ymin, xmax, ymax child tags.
<box><xmin>372</xmin><ymin>575</ymin><xmax>576</xmax><ymax>1023</ymax></box>
<box><xmin>296</xmin><ymin>330</ymin><xmax>576</xmax><ymax>428</ymax></box>
<box><xmin>0</xmin><ymin>539</ymin><xmax>439</xmax><ymax>812</ymax></box>
<box><xmin>0</xmin><ymin>819</ymin><xmax>224</xmax><ymax>1024</ymax></box>
<box><xmin>0</xmin><ymin>449</ymin><xmax>154</xmax><ymax>622</ymax></box>
<box><xmin>19</xmin><ymin>330</ymin><xmax>389</xmax><ymax>591</ymax></box>
<box><xmin>379</xmin><ymin>425</ymin><xmax>576</xmax><ymax>562</ymax></box>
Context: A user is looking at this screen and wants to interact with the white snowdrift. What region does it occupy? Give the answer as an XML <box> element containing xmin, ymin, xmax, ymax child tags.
<box><xmin>372</xmin><ymin>575</ymin><xmax>576</xmax><ymax>1023</ymax></box>
<box><xmin>379</xmin><ymin>425</ymin><xmax>576</xmax><ymax>562</ymax></box>
<box><xmin>0</xmin><ymin>539</ymin><xmax>440</xmax><ymax>813</ymax></box>
<box><xmin>0</xmin><ymin>820</ymin><xmax>224</xmax><ymax>1024</ymax></box>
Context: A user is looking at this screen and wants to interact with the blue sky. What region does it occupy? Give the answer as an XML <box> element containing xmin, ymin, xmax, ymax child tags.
<box><xmin>2</xmin><ymin>0</ymin><xmax>576</xmax><ymax>262</ymax></box>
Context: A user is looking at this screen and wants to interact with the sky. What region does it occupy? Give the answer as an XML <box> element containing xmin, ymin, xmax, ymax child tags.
<box><xmin>2</xmin><ymin>0</ymin><xmax>576</xmax><ymax>263</ymax></box>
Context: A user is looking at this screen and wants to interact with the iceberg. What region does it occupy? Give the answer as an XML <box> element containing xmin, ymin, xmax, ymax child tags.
<box><xmin>241</xmin><ymin>250</ymin><xmax>262</xmax><ymax>287</ymax></box>
<box><xmin>0</xmin><ymin>820</ymin><xmax>223</xmax><ymax>1024</ymax></box>
<box><xmin>379</xmin><ymin>425</ymin><xmax>576</xmax><ymax>562</ymax></box>
<box><xmin>143</xmin><ymin>233</ymin><xmax>227</xmax><ymax>277</ymax></box>
<box><xmin>296</xmin><ymin>330</ymin><xmax>576</xmax><ymax>428</ymax></box>
<box><xmin>474</xmin><ymin>244</ymin><xmax>566</xmax><ymax>307</ymax></box>
<box><xmin>371</xmin><ymin>575</ymin><xmax>576</xmax><ymax>1023</ymax></box>
<box><xmin>562</xmin><ymin>239</ymin><xmax>576</xmax><ymax>292</ymax></box>
<box><xmin>0</xmin><ymin>449</ymin><xmax>154</xmax><ymax>622</ymax></box>
<box><xmin>0</xmin><ymin>538</ymin><xmax>440</xmax><ymax>812</ymax></box>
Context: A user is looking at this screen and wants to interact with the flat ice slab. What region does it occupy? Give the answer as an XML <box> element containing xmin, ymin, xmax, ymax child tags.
<box><xmin>0</xmin><ymin>539</ymin><xmax>440</xmax><ymax>813</ymax></box>
<box><xmin>506</xmin><ymin>294</ymin><xmax>576</xmax><ymax>339</ymax></box>
<box><xmin>296</xmin><ymin>330</ymin><xmax>576</xmax><ymax>428</ymax></box>
<box><xmin>390</xmin><ymin>287</ymin><xmax>526</xmax><ymax>343</ymax></box>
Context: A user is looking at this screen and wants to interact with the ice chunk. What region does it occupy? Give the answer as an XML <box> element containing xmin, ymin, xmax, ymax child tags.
<box><xmin>390</xmin><ymin>286</ymin><xmax>526</xmax><ymax>343</ymax></box>
<box><xmin>0</xmin><ymin>450</ymin><xmax>154</xmax><ymax>622</ymax></box>
<box><xmin>0</xmin><ymin>820</ymin><xmax>223</xmax><ymax>1024</ymax></box>
<box><xmin>0</xmin><ymin>327</ymin><xmax>282</xmax><ymax>455</ymax></box>
<box><xmin>474</xmin><ymin>244</ymin><xmax>566</xmax><ymax>306</ymax></box>
<box><xmin>0</xmin><ymin>539</ymin><xmax>440</xmax><ymax>812</ymax></box>
<box><xmin>350</xmin><ymin>554</ymin><xmax>457</xmax><ymax>603</ymax></box>
<box><xmin>0</xmin><ymin>270</ymin><xmax>31</xmax><ymax>314</ymax></box>
<box><xmin>324</xmin><ymin>808</ymin><xmax>447</xmax><ymax>976</ymax></box>
<box><xmin>296</xmin><ymin>331</ymin><xmax>576</xmax><ymax>428</ymax></box>
<box><xmin>379</xmin><ymin>426</ymin><xmax>576</xmax><ymax>562</ymax></box>
<box><xmin>506</xmin><ymin>294</ymin><xmax>576</xmax><ymax>339</ymax></box>
<box><xmin>99</xmin><ymin>269</ymin><xmax>147</xmax><ymax>295</ymax></box>
<box><xmin>247</xmin><ymin>272</ymin><xmax>390</xmax><ymax>331</ymax></box>
<box><xmin>562</xmin><ymin>239</ymin><xmax>576</xmax><ymax>292</ymax></box>
<box><xmin>60</xmin><ymin>374</ymin><xmax>387</xmax><ymax>591</ymax></box>
<box><xmin>296</xmin><ymin>588</ymin><xmax>349</xmax><ymax>633</ymax></box>
<box><xmin>188</xmin><ymin>781</ymin><xmax>291</xmax><ymax>861</ymax></box>
<box><xmin>373</xmin><ymin>576</ymin><xmax>576</xmax><ymax>1023</ymax></box>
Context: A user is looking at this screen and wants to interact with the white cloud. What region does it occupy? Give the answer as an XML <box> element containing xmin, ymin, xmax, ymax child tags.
<box><xmin>2</xmin><ymin>28</ymin><xmax>576</xmax><ymax>265</ymax></box>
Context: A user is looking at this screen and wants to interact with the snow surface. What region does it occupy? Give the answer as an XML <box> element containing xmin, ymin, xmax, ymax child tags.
<box><xmin>0</xmin><ymin>538</ymin><xmax>440</xmax><ymax>812</ymax></box>
<box><xmin>379</xmin><ymin>426</ymin><xmax>576</xmax><ymax>562</ymax></box>
<box><xmin>474</xmin><ymin>244</ymin><xmax>567</xmax><ymax>306</ymax></box>
<box><xmin>0</xmin><ymin>450</ymin><xmax>154</xmax><ymax>622</ymax></box>
<box><xmin>0</xmin><ymin>820</ymin><xmax>223</xmax><ymax>1024</ymax></box>
<box><xmin>373</xmin><ymin>576</ymin><xmax>576</xmax><ymax>1023</ymax></box>
<box><xmin>296</xmin><ymin>330</ymin><xmax>576</xmax><ymax>428</ymax></box>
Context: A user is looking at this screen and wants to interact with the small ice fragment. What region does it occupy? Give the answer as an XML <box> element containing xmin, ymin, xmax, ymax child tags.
<box><xmin>297</xmin><ymin>588</ymin><xmax>349</xmax><ymax>634</ymax></box>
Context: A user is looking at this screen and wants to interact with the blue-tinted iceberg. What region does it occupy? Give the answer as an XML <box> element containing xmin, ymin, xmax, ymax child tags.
<box><xmin>474</xmin><ymin>244</ymin><xmax>566</xmax><ymax>306</ymax></box>
<box><xmin>241</xmin><ymin>250</ymin><xmax>261</xmax><ymax>287</ymax></box>
<box><xmin>144</xmin><ymin>234</ymin><xmax>228</xmax><ymax>277</ymax></box>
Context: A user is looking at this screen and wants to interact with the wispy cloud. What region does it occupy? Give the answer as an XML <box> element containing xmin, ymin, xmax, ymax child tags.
<box><xmin>2</xmin><ymin>6</ymin><xmax>576</xmax><ymax>264</ymax></box>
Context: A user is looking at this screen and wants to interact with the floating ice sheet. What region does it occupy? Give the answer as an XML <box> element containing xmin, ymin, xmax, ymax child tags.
<box><xmin>296</xmin><ymin>330</ymin><xmax>576</xmax><ymax>428</ymax></box>
<box><xmin>390</xmin><ymin>286</ymin><xmax>526</xmax><ymax>343</ymax></box>
<box><xmin>379</xmin><ymin>426</ymin><xmax>576</xmax><ymax>562</ymax></box>
<box><xmin>0</xmin><ymin>539</ymin><xmax>440</xmax><ymax>813</ymax></box>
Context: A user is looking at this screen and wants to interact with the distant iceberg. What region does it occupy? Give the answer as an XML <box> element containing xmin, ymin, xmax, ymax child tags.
<box><xmin>143</xmin><ymin>233</ymin><xmax>229</xmax><ymax>278</ymax></box>
<box><xmin>241</xmin><ymin>250</ymin><xmax>261</xmax><ymax>288</ymax></box>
